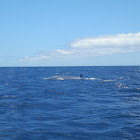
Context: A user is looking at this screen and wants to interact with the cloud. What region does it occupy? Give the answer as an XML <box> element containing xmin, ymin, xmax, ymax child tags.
<box><xmin>71</xmin><ymin>33</ymin><xmax>140</xmax><ymax>48</ymax></box>
<box><xmin>20</xmin><ymin>32</ymin><xmax>140</xmax><ymax>62</ymax></box>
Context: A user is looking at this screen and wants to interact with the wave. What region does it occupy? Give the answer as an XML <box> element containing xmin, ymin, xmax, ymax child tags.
<box><xmin>85</xmin><ymin>78</ymin><xmax>96</xmax><ymax>80</ymax></box>
<box><xmin>103</xmin><ymin>79</ymin><xmax>116</xmax><ymax>82</ymax></box>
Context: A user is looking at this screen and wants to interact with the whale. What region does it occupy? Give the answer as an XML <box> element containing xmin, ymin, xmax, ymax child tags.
<box><xmin>43</xmin><ymin>74</ymin><xmax>96</xmax><ymax>80</ymax></box>
<box><xmin>45</xmin><ymin>74</ymin><xmax>84</xmax><ymax>80</ymax></box>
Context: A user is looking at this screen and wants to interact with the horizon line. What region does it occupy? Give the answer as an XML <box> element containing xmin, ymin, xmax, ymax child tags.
<box><xmin>0</xmin><ymin>65</ymin><xmax>139</xmax><ymax>67</ymax></box>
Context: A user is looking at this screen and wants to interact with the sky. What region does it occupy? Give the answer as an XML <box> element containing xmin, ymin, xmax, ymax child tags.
<box><xmin>0</xmin><ymin>0</ymin><xmax>140</xmax><ymax>66</ymax></box>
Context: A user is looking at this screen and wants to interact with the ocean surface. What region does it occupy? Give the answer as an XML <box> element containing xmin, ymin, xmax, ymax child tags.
<box><xmin>0</xmin><ymin>66</ymin><xmax>140</xmax><ymax>140</ymax></box>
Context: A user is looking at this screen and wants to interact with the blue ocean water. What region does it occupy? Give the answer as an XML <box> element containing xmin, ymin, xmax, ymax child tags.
<box><xmin>0</xmin><ymin>66</ymin><xmax>140</xmax><ymax>140</ymax></box>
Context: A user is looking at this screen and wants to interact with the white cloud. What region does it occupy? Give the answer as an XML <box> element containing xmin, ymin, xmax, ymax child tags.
<box><xmin>71</xmin><ymin>32</ymin><xmax>140</xmax><ymax>48</ymax></box>
<box><xmin>20</xmin><ymin>32</ymin><xmax>140</xmax><ymax>62</ymax></box>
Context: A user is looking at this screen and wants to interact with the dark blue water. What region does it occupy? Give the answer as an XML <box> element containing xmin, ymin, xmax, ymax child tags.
<box><xmin>0</xmin><ymin>66</ymin><xmax>140</xmax><ymax>140</ymax></box>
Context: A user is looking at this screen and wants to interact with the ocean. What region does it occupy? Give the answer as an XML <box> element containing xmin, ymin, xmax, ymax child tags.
<box><xmin>0</xmin><ymin>66</ymin><xmax>140</xmax><ymax>140</ymax></box>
